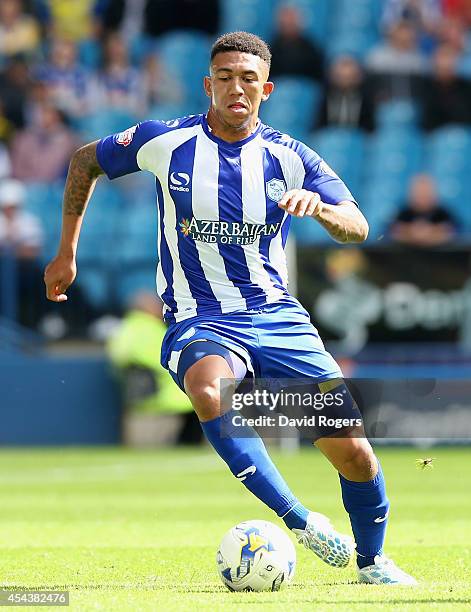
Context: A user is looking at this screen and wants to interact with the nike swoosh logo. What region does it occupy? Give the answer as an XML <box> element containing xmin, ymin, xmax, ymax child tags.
<box><xmin>236</xmin><ymin>466</ymin><xmax>257</xmax><ymax>481</ymax></box>
<box><xmin>374</xmin><ymin>512</ymin><xmax>389</xmax><ymax>523</ymax></box>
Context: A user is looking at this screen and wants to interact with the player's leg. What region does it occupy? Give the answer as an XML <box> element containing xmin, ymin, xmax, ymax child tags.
<box><xmin>315</xmin><ymin>410</ymin><xmax>417</xmax><ymax>584</ymax></box>
<box><xmin>315</xmin><ymin>426</ymin><xmax>388</xmax><ymax>566</ymax></box>
<box><xmin>181</xmin><ymin>341</ymin><xmax>310</xmax><ymax>531</ymax></box>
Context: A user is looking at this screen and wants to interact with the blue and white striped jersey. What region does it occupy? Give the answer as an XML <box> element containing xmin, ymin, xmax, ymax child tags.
<box><xmin>97</xmin><ymin>114</ymin><xmax>355</xmax><ymax>323</ymax></box>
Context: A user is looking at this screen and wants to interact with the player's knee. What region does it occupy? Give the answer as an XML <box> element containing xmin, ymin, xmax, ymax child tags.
<box><xmin>339</xmin><ymin>440</ymin><xmax>377</xmax><ymax>482</ymax></box>
<box><xmin>185</xmin><ymin>379</ymin><xmax>221</xmax><ymax>419</ymax></box>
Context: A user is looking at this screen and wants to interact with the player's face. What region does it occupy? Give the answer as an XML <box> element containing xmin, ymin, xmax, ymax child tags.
<box><xmin>205</xmin><ymin>52</ymin><xmax>273</xmax><ymax>132</ymax></box>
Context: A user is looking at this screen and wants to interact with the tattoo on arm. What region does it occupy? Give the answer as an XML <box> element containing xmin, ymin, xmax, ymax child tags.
<box><xmin>64</xmin><ymin>141</ymin><xmax>104</xmax><ymax>216</ymax></box>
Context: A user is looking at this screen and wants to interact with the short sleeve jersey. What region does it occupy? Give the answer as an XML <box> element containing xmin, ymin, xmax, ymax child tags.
<box><xmin>97</xmin><ymin>114</ymin><xmax>356</xmax><ymax>323</ymax></box>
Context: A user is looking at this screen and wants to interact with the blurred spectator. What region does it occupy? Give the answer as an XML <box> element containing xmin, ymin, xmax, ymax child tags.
<box><xmin>382</xmin><ymin>0</ymin><xmax>442</xmax><ymax>35</ymax></box>
<box><xmin>422</xmin><ymin>44</ymin><xmax>471</xmax><ymax>131</ymax></box>
<box><xmin>91</xmin><ymin>33</ymin><xmax>145</xmax><ymax>115</ymax></box>
<box><xmin>39</xmin><ymin>0</ymin><xmax>94</xmax><ymax>41</ymax></box>
<box><xmin>0</xmin><ymin>0</ymin><xmax>41</xmax><ymax>60</ymax></box>
<box><xmin>382</xmin><ymin>0</ymin><xmax>443</xmax><ymax>54</ymax></box>
<box><xmin>443</xmin><ymin>0</ymin><xmax>471</xmax><ymax>28</ymax></box>
<box><xmin>144</xmin><ymin>54</ymin><xmax>183</xmax><ymax>107</ymax></box>
<box><xmin>390</xmin><ymin>174</ymin><xmax>457</xmax><ymax>246</ymax></box>
<box><xmin>10</xmin><ymin>103</ymin><xmax>79</xmax><ymax>181</ymax></box>
<box><xmin>0</xmin><ymin>144</ymin><xmax>11</xmax><ymax>178</ymax></box>
<box><xmin>33</xmin><ymin>38</ymin><xmax>91</xmax><ymax>118</ymax></box>
<box><xmin>366</xmin><ymin>20</ymin><xmax>427</xmax><ymax>103</ymax></box>
<box><xmin>0</xmin><ymin>178</ymin><xmax>44</xmax><ymax>327</ymax></box>
<box><xmin>436</xmin><ymin>16</ymin><xmax>467</xmax><ymax>54</ymax></box>
<box><xmin>316</xmin><ymin>56</ymin><xmax>375</xmax><ymax>132</ymax></box>
<box><xmin>0</xmin><ymin>102</ymin><xmax>15</xmax><ymax>144</ymax></box>
<box><xmin>107</xmin><ymin>292</ymin><xmax>202</xmax><ymax>445</ymax></box>
<box><xmin>270</xmin><ymin>5</ymin><xmax>324</xmax><ymax>81</ymax></box>
<box><xmin>0</xmin><ymin>56</ymin><xmax>31</xmax><ymax>128</ymax></box>
<box><xmin>93</xmin><ymin>0</ymin><xmax>219</xmax><ymax>41</ymax></box>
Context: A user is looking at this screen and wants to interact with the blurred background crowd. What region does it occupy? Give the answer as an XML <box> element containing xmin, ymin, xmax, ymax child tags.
<box><xmin>1</xmin><ymin>0</ymin><xmax>471</xmax><ymax>330</ymax></box>
<box><xmin>1</xmin><ymin>0</ymin><xmax>471</xmax><ymax>444</ymax></box>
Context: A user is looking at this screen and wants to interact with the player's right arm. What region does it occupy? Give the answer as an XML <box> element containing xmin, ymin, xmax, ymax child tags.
<box><xmin>44</xmin><ymin>141</ymin><xmax>104</xmax><ymax>302</ymax></box>
<box><xmin>44</xmin><ymin>119</ymin><xmax>178</xmax><ymax>302</ymax></box>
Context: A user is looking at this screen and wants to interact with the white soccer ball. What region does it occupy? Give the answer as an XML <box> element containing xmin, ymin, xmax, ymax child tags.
<box><xmin>216</xmin><ymin>520</ymin><xmax>296</xmax><ymax>592</ymax></box>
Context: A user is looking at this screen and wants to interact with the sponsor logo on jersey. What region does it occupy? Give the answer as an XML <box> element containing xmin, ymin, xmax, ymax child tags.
<box><xmin>266</xmin><ymin>178</ymin><xmax>286</xmax><ymax>202</ymax></box>
<box><xmin>116</xmin><ymin>125</ymin><xmax>137</xmax><ymax>146</ymax></box>
<box><xmin>170</xmin><ymin>172</ymin><xmax>191</xmax><ymax>192</ymax></box>
<box><xmin>179</xmin><ymin>217</ymin><xmax>281</xmax><ymax>245</ymax></box>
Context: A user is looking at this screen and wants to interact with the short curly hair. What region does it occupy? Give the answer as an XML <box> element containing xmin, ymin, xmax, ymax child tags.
<box><xmin>211</xmin><ymin>31</ymin><xmax>271</xmax><ymax>69</ymax></box>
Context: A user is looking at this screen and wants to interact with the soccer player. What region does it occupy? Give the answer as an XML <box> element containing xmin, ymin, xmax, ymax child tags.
<box><xmin>44</xmin><ymin>32</ymin><xmax>416</xmax><ymax>585</ymax></box>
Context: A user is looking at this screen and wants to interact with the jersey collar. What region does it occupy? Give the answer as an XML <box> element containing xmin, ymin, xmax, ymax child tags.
<box><xmin>201</xmin><ymin>114</ymin><xmax>262</xmax><ymax>149</ymax></box>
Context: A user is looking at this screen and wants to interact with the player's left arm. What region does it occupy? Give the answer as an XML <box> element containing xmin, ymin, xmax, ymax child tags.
<box><xmin>278</xmin><ymin>191</ymin><xmax>369</xmax><ymax>243</ymax></box>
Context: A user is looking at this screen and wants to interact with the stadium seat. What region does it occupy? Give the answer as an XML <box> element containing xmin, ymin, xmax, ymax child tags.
<box><xmin>76</xmin><ymin>266</ymin><xmax>111</xmax><ymax>311</ymax></box>
<box><xmin>155</xmin><ymin>31</ymin><xmax>211</xmax><ymax>110</ymax></box>
<box><xmin>78</xmin><ymin>181</ymin><xmax>122</xmax><ymax>264</ymax></box>
<box><xmin>77</xmin><ymin>38</ymin><xmax>102</xmax><ymax>69</ymax></box>
<box><xmin>116</xmin><ymin>265</ymin><xmax>158</xmax><ymax>308</ymax></box>
<box><xmin>220</xmin><ymin>0</ymin><xmax>276</xmax><ymax>43</ymax></box>
<box><xmin>309</xmin><ymin>128</ymin><xmax>364</xmax><ymax>196</ymax></box>
<box><xmin>260</xmin><ymin>77</ymin><xmax>321</xmax><ymax>140</ymax></box>
<box><xmin>424</xmin><ymin>126</ymin><xmax>471</xmax><ymax>225</ymax></box>
<box><xmin>327</xmin><ymin>0</ymin><xmax>381</xmax><ymax>59</ymax></box>
<box><xmin>76</xmin><ymin>109</ymin><xmax>139</xmax><ymax>142</ymax></box>
<box><xmin>376</xmin><ymin>100</ymin><xmax>421</xmax><ymax>130</ymax></box>
<box><xmin>360</xmin><ymin>129</ymin><xmax>425</xmax><ymax>237</ymax></box>
<box><xmin>363</xmin><ymin>129</ymin><xmax>424</xmax><ymax>182</ymax></box>
<box><xmin>290</xmin><ymin>215</ymin><xmax>333</xmax><ymax>245</ymax></box>
<box><xmin>274</xmin><ymin>0</ymin><xmax>329</xmax><ymax>44</ymax></box>
<box><xmin>115</xmin><ymin>203</ymin><xmax>158</xmax><ymax>265</ymax></box>
<box><xmin>23</xmin><ymin>182</ymin><xmax>63</xmax><ymax>262</ymax></box>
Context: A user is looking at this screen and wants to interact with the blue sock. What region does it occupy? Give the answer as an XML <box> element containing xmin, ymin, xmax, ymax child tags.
<box><xmin>339</xmin><ymin>460</ymin><xmax>389</xmax><ymax>569</ymax></box>
<box><xmin>201</xmin><ymin>410</ymin><xmax>309</xmax><ymax>530</ymax></box>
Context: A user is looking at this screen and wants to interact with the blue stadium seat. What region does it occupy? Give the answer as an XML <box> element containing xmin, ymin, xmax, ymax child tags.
<box><xmin>77</xmin><ymin>181</ymin><xmax>122</xmax><ymax>264</ymax></box>
<box><xmin>360</xmin><ymin>129</ymin><xmax>425</xmax><ymax>237</ymax></box>
<box><xmin>363</xmin><ymin>129</ymin><xmax>424</xmax><ymax>182</ymax></box>
<box><xmin>376</xmin><ymin>100</ymin><xmax>421</xmax><ymax>130</ymax></box>
<box><xmin>290</xmin><ymin>215</ymin><xmax>332</xmax><ymax>245</ymax></box>
<box><xmin>220</xmin><ymin>0</ymin><xmax>276</xmax><ymax>42</ymax></box>
<box><xmin>274</xmin><ymin>0</ymin><xmax>329</xmax><ymax>44</ymax></box>
<box><xmin>309</xmin><ymin>128</ymin><xmax>364</xmax><ymax>196</ymax></box>
<box><xmin>360</xmin><ymin>178</ymin><xmax>405</xmax><ymax>239</ymax></box>
<box><xmin>260</xmin><ymin>77</ymin><xmax>320</xmax><ymax>140</ymax></box>
<box><xmin>155</xmin><ymin>31</ymin><xmax>211</xmax><ymax>110</ymax></box>
<box><xmin>24</xmin><ymin>182</ymin><xmax>63</xmax><ymax>262</ymax></box>
<box><xmin>424</xmin><ymin>126</ymin><xmax>471</xmax><ymax>224</ymax></box>
<box><xmin>76</xmin><ymin>109</ymin><xmax>139</xmax><ymax>142</ymax></box>
<box><xmin>77</xmin><ymin>38</ymin><xmax>102</xmax><ymax>69</ymax></box>
<box><xmin>115</xmin><ymin>203</ymin><xmax>158</xmax><ymax>265</ymax></box>
<box><xmin>116</xmin><ymin>265</ymin><xmax>158</xmax><ymax>308</ymax></box>
<box><xmin>76</xmin><ymin>266</ymin><xmax>111</xmax><ymax>310</ymax></box>
<box><xmin>327</xmin><ymin>0</ymin><xmax>381</xmax><ymax>59</ymax></box>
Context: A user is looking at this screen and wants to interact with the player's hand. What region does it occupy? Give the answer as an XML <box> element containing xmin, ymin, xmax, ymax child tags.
<box><xmin>44</xmin><ymin>254</ymin><xmax>77</xmax><ymax>302</ymax></box>
<box><xmin>278</xmin><ymin>189</ymin><xmax>322</xmax><ymax>218</ymax></box>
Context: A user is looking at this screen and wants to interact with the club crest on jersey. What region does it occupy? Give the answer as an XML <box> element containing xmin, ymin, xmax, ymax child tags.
<box><xmin>116</xmin><ymin>125</ymin><xmax>137</xmax><ymax>147</ymax></box>
<box><xmin>266</xmin><ymin>178</ymin><xmax>286</xmax><ymax>202</ymax></box>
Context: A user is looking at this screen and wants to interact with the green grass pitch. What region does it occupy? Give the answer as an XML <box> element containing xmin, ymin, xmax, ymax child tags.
<box><xmin>0</xmin><ymin>446</ymin><xmax>469</xmax><ymax>611</ymax></box>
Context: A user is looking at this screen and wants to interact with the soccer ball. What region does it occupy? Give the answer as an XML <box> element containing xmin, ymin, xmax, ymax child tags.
<box><xmin>216</xmin><ymin>520</ymin><xmax>296</xmax><ymax>592</ymax></box>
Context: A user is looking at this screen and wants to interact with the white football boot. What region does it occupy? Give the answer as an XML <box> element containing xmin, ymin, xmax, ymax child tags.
<box><xmin>357</xmin><ymin>554</ymin><xmax>417</xmax><ymax>585</ymax></box>
<box><xmin>292</xmin><ymin>511</ymin><xmax>355</xmax><ymax>568</ymax></box>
